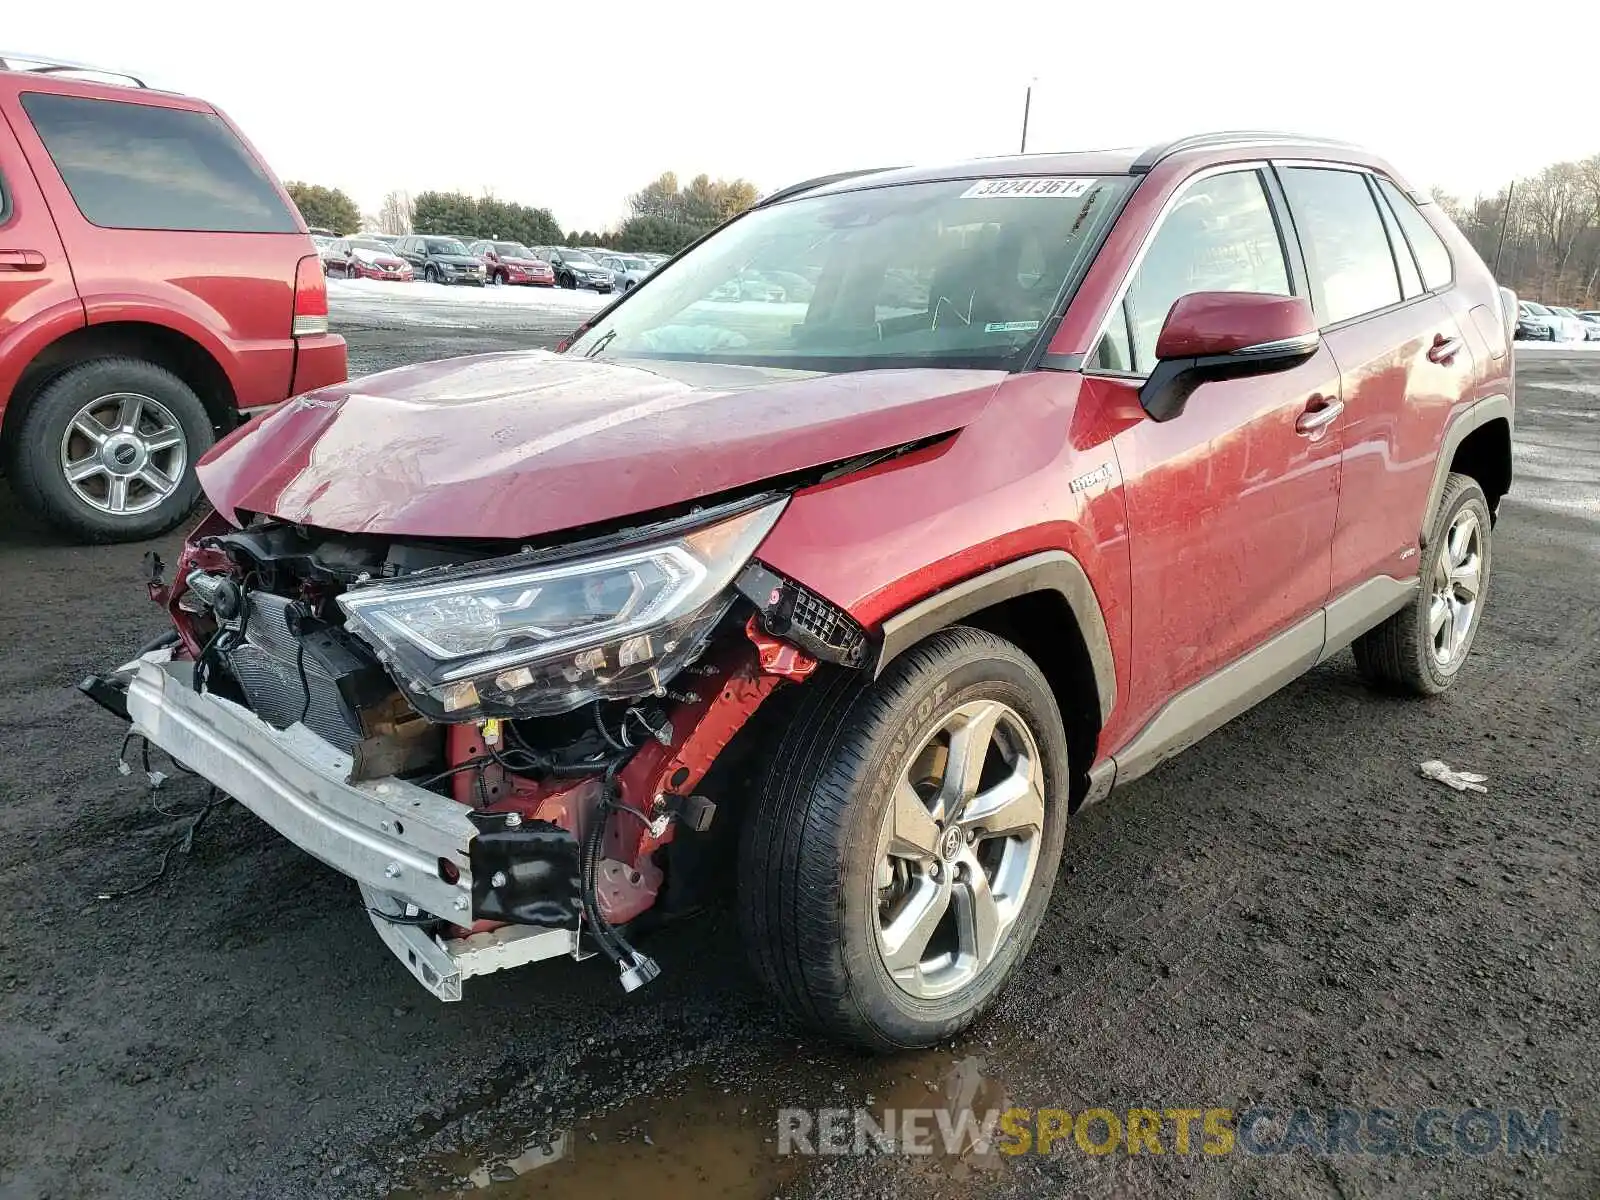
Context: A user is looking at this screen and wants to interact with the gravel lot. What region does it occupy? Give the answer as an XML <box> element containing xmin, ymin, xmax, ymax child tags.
<box><xmin>0</xmin><ymin>288</ymin><xmax>1596</xmax><ymax>1200</ymax></box>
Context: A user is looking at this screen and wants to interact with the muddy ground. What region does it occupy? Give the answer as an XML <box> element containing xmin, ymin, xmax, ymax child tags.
<box><xmin>0</xmin><ymin>301</ymin><xmax>1596</xmax><ymax>1200</ymax></box>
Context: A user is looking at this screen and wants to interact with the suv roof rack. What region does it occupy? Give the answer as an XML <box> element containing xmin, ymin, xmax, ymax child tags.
<box><xmin>0</xmin><ymin>50</ymin><xmax>150</xmax><ymax>89</ymax></box>
<box><xmin>758</xmin><ymin>167</ymin><xmax>899</xmax><ymax>207</ymax></box>
<box><xmin>1131</xmin><ymin>130</ymin><xmax>1359</xmax><ymax>174</ymax></box>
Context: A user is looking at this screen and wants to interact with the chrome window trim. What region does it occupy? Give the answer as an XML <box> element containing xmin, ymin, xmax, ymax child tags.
<box><xmin>1082</xmin><ymin>160</ymin><xmax>1281</xmax><ymax>377</ymax></box>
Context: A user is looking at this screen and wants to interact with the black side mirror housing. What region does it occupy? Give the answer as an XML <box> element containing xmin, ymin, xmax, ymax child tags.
<box><xmin>1138</xmin><ymin>292</ymin><xmax>1322</xmax><ymax>423</ymax></box>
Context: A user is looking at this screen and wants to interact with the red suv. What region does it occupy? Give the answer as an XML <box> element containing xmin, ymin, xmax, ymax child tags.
<box><xmin>0</xmin><ymin>54</ymin><xmax>347</xmax><ymax>542</ymax></box>
<box><xmin>90</xmin><ymin>133</ymin><xmax>1513</xmax><ymax>1051</ymax></box>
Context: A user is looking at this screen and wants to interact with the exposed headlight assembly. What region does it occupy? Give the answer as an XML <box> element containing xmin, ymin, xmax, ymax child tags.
<box><xmin>339</xmin><ymin>497</ymin><xmax>786</xmax><ymax>721</ymax></box>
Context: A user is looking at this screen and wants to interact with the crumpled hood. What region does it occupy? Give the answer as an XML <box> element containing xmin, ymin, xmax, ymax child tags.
<box><xmin>198</xmin><ymin>352</ymin><xmax>1004</xmax><ymax>539</ymax></box>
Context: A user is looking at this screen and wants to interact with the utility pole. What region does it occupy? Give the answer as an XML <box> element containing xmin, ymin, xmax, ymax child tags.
<box><xmin>1019</xmin><ymin>80</ymin><xmax>1034</xmax><ymax>153</ymax></box>
<box><xmin>1492</xmin><ymin>180</ymin><xmax>1516</xmax><ymax>281</ymax></box>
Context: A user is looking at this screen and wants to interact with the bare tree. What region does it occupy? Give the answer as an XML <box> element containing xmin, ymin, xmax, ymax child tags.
<box><xmin>377</xmin><ymin>190</ymin><xmax>413</xmax><ymax>236</ymax></box>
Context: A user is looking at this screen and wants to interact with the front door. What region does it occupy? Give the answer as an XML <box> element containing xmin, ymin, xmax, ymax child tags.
<box><xmin>1084</xmin><ymin>166</ymin><xmax>1343</xmax><ymax>737</ymax></box>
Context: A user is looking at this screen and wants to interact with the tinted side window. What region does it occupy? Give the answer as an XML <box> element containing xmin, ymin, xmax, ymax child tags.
<box><xmin>1377</xmin><ymin>179</ymin><xmax>1453</xmax><ymax>291</ymax></box>
<box><xmin>1280</xmin><ymin>167</ymin><xmax>1401</xmax><ymax>325</ymax></box>
<box><xmin>1115</xmin><ymin>169</ymin><xmax>1291</xmax><ymax>375</ymax></box>
<box><xmin>19</xmin><ymin>93</ymin><xmax>296</xmax><ymax>234</ymax></box>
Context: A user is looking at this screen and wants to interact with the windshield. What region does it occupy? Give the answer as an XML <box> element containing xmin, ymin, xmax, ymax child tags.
<box><xmin>568</xmin><ymin>176</ymin><xmax>1131</xmax><ymax>370</ymax></box>
<box><xmin>425</xmin><ymin>238</ymin><xmax>468</xmax><ymax>254</ymax></box>
<box><xmin>493</xmin><ymin>242</ymin><xmax>533</xmax><ymax>257</ymax></box>
<box><xmin>562</xmin><ymin>249</ymin><xmax>596</xmax><ymax>264</ymax></box>
<box><xmin>1524</xmin><ymin>302</ymin><xmax>1551</xmax><ymax>315</ymax></box>
<box><xmin>350</xmin><ymin>239</ymin><xmax>393</xmax><ymax>252</ymax></box>
<box><xmin>618</xmin><ymin>256</ymin><xmax>650</xmax><ymax>270</ymax></box>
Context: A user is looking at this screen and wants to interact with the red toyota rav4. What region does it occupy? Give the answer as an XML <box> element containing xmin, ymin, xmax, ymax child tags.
<box><xmin>91</xmin><ymin>133</ymin><xmax>1514</xmax><ymax>1052</ymax></box>
<box><xmin>0</xmin><ymin>54</ymin><xmax>346</xmax><ymax>543</ymax></box>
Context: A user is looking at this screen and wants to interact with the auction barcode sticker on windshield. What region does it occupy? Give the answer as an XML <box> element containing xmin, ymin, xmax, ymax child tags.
<box><xmin>959</xmin><ymin>177</ymin><xmax>1094</xmax><ymax>199</ymax></box>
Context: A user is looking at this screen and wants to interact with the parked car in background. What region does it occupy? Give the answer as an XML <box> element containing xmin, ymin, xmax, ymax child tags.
<box><xmin>468</xmin><ymin>241</ymin><xmax>555</xmax><ymax>286</ymax></box>
<box><xmin>1547</xmin><ymin>305</ymin><xmax>1593</xmax><ymax>342</ymax></box>
<box><xmin>711</xmin><ymin>268</ymin><xmax>787</xmax><ymax>302</ymax></box>
<box><xmin>394</xmin><ymin>235</ymin><xmax>486</xmax><ymax>285</ymax></box>
<box><xmin>1516</xmin><ymin>301</ymin><xmax>1556</xmax><ymax>341</ymax></box>
<box><xmin>542</xmin><ymin>247</ymin><xmax>614</xmax><ymax>292</ymax></box>
<box><xmin>1579</xmin><ymin>311</ymin><xmax>1600</xmax><ymax>340</ymax></box>
<box><xmin>311</xmin><ymin>234</ymin><xmax>334</xmax><ymax>257</ymax></box>
<box><xmin>90</xmin><ymin>133</ymin><xmax>1514</xmax><ymax>1050</ymax></box>
<box><xmin>362</xmin><ymin>232</ymin><xmax>401</xmax><ymax>245</ymax></box>
<box><xmin>1520</xmin><ymin>301</ymin><xmax>1586</xmax><ymax>342</ymax></box>
<box><xmin>0</xmin><ymin>52</ymin><xmax>346</xmax><ymax>542</ymax></box>
<box><xmin>597</xmin><ymin>253</ymin><xmax>655</xmax><ymax>291</ymax></box>
<box><xmin>328</xmin><ymin>237</ymin><xmax>414</xmax><ymax>281</ymax></box>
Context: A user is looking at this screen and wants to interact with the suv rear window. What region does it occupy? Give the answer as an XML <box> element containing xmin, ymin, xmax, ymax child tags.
<box><xmin>19</xmin><ymin>92</ymin><xmax>297</xmax><ymax>234</ymax></box>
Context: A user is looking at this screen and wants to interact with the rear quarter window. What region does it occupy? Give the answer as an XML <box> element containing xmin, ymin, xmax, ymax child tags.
<box><xmin>19</xmin><ymin>92</ymin><xmax>297</xmax><ymax>234</ymax></box>
<box><xmin>1377</xmin><ymin>178</ymin><xmax>1454</xmax><ymax>292</ymax></box>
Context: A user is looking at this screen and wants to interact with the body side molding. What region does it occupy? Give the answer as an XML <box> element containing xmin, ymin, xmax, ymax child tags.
<box><xmin>1318</xmin><ymin>575</ymin><xmax>1419</xmax><ymax>664</ymax></box>
<box><xmin>875</xmin><ymin>550</ymin><xmax>1117</xmax><ymax>725</ymax></box>
<box><xmin>1096</xmin><ymin>572</ymin><xmax>1428</xmax><ymax>797</ymax></box>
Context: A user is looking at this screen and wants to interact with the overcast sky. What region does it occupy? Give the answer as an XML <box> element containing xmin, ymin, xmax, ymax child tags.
<box><xmin>10</xmin><ymin>2</ymin><xmax>1599</xmax><ymax>232</ymax></box>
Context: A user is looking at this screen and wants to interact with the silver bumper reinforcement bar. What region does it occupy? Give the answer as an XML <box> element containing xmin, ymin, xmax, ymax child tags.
<box><xmin>126</xmin><ymin>657</ymin><xmax>583</xmax><ymax>1001</ymax></box>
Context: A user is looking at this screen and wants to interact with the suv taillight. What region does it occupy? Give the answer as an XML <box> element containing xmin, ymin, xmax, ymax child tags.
<box><xmin>293</xmin><ymin>255</ymin><xmax>329</xmax><ymax>337</ymax></box>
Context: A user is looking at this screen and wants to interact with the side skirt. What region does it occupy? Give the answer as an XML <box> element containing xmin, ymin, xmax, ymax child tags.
<box><xmin>1081</xmin><ymin>575</ymin><xmax>1419</xmax><ymax>801</ymax></box>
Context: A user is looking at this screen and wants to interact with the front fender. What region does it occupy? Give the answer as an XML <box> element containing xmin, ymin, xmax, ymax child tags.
<box><xmin>754</xmin><ymin>371</ymin><xmax>1132</xmax><ymax>733</ymax></box>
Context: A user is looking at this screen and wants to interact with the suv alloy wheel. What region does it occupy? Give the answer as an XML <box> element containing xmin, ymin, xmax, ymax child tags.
<box><xmin>738</xmin><ymin>627</ymin><xmax>1069</xmax><ymax>1050</ymax></box>
<box><xmin>8</xmin><ymin>357</ymin><xmax>212</xmax><ymax>542</ymax></box>
<box><xmin>1354</xmin><ymin>472</ymin><xmax>1493</xmax><ymax>694</ymax></box>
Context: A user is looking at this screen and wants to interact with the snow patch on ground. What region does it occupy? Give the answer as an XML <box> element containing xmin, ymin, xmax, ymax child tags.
<box><xmin>328</xmin><ymin>277</ymin><xmax>611</xmax><ymax>314</ymax></box>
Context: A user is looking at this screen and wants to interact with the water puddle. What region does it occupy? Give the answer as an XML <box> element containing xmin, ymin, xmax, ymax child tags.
<box><xmin>388</xmin><ymin>1044</ymin><xmax>1017</xmax><ymax>1199</ymax></box>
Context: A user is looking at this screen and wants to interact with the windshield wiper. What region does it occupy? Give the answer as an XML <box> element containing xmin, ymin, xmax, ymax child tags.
<box><xmin>585</xmin><ymin>329</ymin><xmax>617</xmax><ymax>358</ymax></box>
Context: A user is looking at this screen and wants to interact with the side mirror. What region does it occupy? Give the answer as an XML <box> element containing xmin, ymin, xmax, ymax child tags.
<box><xmin>1139</xmin><ymin>292</ymin><xmax>1320</xmax><ymax>422</ymax></box>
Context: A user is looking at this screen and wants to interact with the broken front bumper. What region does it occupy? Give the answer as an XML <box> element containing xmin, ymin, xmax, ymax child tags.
<box><xmin>125</xmin><ymin>657</ymin><xmax>582</xmax><ymax>1000</ymax></box>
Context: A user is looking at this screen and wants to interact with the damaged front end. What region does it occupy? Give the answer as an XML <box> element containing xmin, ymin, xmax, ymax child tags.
<box><xmin>84</xmin><ymin>493</ymin><xmax>869</xmax><ymax>1001</ymax></box>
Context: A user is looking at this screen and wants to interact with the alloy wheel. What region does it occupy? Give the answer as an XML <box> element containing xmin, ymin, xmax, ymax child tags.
<box><xmin>1429</xmin><ymin>508</ymin><xmax>1484</xmax><ymax>666</ymax></box>
<box><xmin>873</xmin><ymin>699</ymin><xmax>1046</xmax><ymax>1000</ymax></box>
<box><xmin>57</xmin><ymin>392</ymin><xmax>187</xmax><ymax>516</ymax></box>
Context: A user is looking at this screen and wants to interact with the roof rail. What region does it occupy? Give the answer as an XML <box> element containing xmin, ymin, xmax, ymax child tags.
<box><xmin>757</xmin><ymin>166</ymin><xmax>898</xmax><ymax>207</ymax></box>
<box><xmin>0</xmin><ymin>51</ymin><xmax>150</xmax><ymax>89</ymax></box>
<box><xmin>1131</xmin><ymin>130</ymin><xmax>1359</xmax><ymax>174</ymax></box>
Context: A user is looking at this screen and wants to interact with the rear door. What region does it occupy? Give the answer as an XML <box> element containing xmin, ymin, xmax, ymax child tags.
<box><xmin>5</xmin><ymin>78</ymin><xmax>313</xmax><ymax>409</ymax></box>
<box><xmin>0</xmin><ymin>91</ymin><xmax>82</xmax><ymax>416</ymax></box>
<box><xmin>1275</xmin><ymin>165</ymin><xmax>1473</xmax><ymax>597</ymax></box>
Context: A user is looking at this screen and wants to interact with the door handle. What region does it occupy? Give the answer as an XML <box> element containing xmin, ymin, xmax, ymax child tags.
<box><xmin>1295</xmin><ymin>397</ymin><xmax>1344</xmax><ymax>436</ymax></box>
<box><xmin>0</xmin><ymin>249</ymin><xmax>46</xmax><ymax>271</ymax></box>
<box><xmin>1427</xmin><ymin>333</ymin><xmax>1462</xmax><ymax>364</ymax></box>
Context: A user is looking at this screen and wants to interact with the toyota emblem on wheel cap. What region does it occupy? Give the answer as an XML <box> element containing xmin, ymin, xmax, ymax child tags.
<box><xmin>940</xmin><ymin>826</ymin><xmax>963</xmax><ymax>862</ymax></box>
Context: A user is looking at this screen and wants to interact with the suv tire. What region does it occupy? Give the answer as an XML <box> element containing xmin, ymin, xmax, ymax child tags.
<box><xmin>1354</xmin><ymin>472</ymin><xmax>1492</xmax><ymax>695</ymax></box>
<box><xmin>738</xmin><ymin>626</ymin><xmax>1069</xmax><ymax>1051</ymax></box>
<box><xmin>8</xmin><ymin>357</ymin><xmax>213</xmax><ymax>543</ymax></box>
